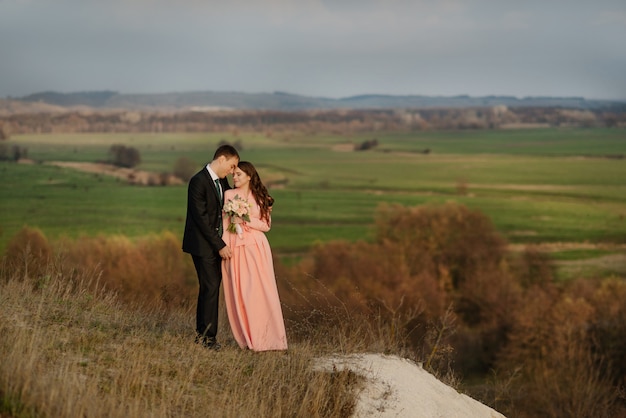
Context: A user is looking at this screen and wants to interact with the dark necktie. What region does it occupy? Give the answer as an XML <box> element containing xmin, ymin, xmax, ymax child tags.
<box><xmin>214</xmin><ymin>179</ymin><xmax>223</xmax><ymax>236</ymax></box>
<box><xmin>214</xmin><ymin>179</ymin><xmax>222</xmax><ymax>204</ymax></box>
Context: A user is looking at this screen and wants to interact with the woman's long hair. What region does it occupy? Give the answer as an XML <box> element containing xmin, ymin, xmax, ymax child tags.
<box><xmin>238</xmin><ymin>161</ymin><xmax>274</xmax><ymax>223</ymax></box>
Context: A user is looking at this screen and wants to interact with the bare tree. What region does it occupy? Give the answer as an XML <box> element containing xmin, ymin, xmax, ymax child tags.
<box><xmin>0</xmin><ymin>124</ymin><xmax>8</xmax><ymax>140</ymax></box>
<box><xmin>109</xmin><ymin>144</ymin><xmax>141</xmax><ymax>168</ymax></box>
<box><xmin>173</xmin><ymin>156</ymin><xmax>197</xmax><ymax>182</ymax></box>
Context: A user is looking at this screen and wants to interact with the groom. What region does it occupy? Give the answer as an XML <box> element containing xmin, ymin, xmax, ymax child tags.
<box><xmin>182</xmin><ymin>144</ymin><xmax>240</xmax><ymax>350</ymax></box>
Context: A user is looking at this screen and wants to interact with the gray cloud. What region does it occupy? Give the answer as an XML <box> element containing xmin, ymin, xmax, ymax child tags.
<box><xmin>1</xmin><ymin>0</ymin><xmax>625</xmax><ymax>99</ymax></box>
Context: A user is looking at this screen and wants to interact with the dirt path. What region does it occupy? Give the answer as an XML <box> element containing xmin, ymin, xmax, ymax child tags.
<box><xmin>44</xmin><ymin>161</ymin><xmax>183</xmax><ymax>186</ymax></box>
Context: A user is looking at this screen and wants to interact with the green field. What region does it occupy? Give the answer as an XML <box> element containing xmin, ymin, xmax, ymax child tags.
<box><xmin>2</xmin><ymin>128</ymin><xmax>626</xmax><ymax>264</ymax></box>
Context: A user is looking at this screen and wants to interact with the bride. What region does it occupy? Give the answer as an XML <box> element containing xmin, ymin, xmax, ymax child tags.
<box><xmin>221</xmin><ymin>161</ymin><xmax>287</xmax><ymax>351</ymax></box>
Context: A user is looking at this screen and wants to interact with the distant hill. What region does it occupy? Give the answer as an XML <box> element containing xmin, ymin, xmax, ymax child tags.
<box><xmin>15</xmin><ymin>90</ymin><xmax>626</xmax><ymax>112</ymax></box>
<box><xmin>0</xmin><ymin>98</ymin><xmax>69</xmax><ymax>115</ymax></box>
<box><xmin>20</xmin><ymin>91</ymin><xmax>119</xmax><ymax>108</ymax></box>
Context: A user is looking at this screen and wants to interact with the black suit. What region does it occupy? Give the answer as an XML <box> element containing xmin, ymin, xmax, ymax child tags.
<box><xmin>182</xmin><ymin>168</ymin><xmax>231</xmax><ymax>340</ymax></box>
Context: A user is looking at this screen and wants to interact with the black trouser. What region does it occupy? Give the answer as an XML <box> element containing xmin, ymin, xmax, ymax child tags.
<box><xmin>192</xmin><ymin>253</ymin><xmax>222</xmax><ymax>340</ymax></box>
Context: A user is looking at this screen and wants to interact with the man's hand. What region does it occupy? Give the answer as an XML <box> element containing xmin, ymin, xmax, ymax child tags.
<box><xmin>219</xmin><ymin>245</ymin><xmax>233</xmax><ymax>260</ymax></box>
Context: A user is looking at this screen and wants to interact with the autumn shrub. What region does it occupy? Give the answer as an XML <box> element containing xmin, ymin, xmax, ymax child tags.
<box><xmin>511</xmin><ymin>244</ymin><xmax>555</xmax><ymax>288</ymax></box>
<box><xmin>374</xmin><ymin>202</ymin><xmax>507</xmax><ymax>292</ymax></box>
<box><xmin>576</xmin><ymin>278</ymin><xmax>626</xmax><ymax>389</ymax></box>
<box><xmin>452</xmin><ymin>265</ymin><xmax>522</xmax><ymax>375</ymax></box>
<box><xmin>280</xmin><ymin>202</ymin><xmax>520</xmax><ymax>378</ymax></box>
<box><xmin>374</xmin><ymin>202</ymin><xmax>520</xmax><ymax>373</ymax></box>
<box><xmin>276</xmin><ymin>249</ymin><xmax>418</xmax><ymax>357</ymax></box>
<box><xmin>57</xmin><ymin>232</ymin><xmax>197</xmax><ymax>308</ymax></box>
<box><xmin>310</xmin><ymin>240</ymin><xmax>419</xmax><ymax>316</ymax></box>
<box><xmin>495</xmin><ymin>280</ymin><xmax>624</xmax><ymax>418</ymax></box>
<box><xmin>3</xmin><ymin>226</ymin><xmax>52</xmax><ymax>280</ymax></box>
<box><xmin>2</xmin><ymin>227</ymin><xmax>197</xmax><ymax>309</ymax></box>
<box><xmin>569</xmin><ymin>277</ymin><xmax>626</xmax><ymax>406</ymax></box>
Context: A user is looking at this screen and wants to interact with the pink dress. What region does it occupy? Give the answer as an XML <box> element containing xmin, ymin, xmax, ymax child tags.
<box><xmin>221</xmin><ymin>188</ymin><xmax>288</xmax><ymax>351</ymax></box>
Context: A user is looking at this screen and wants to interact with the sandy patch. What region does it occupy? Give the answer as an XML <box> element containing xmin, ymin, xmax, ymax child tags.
<box><xmin>316</xmin><ymin>354</ymin><xmax>506</xmax><ymax>418</ymax></box>
<box><xmin>508</xmin><ymin>242</ymin><xmax>626</xmax><ymax>252</ymax></box>
<box><xmin>45</xmin><ymin>161</ymin><xmax>183</xmax><ymax>186</ymax></box>
<box><xmin>500</xmin><ymin>123</ymin><xmax>551</xmax><ymax>129</ymax></box>
<box><xmin>332</xmin><ymin>143</ymin><xmax>356</xmax><ymax>152</ymax></box>
<box><xmin>556</xmin><ymin>253</ymin><xmax>626</xmax><ymax>276</ymax></box>
<box><xmin>476</xmin><ymin>184</ymin><xmax>576</xmax><ymax>192</ymax></box>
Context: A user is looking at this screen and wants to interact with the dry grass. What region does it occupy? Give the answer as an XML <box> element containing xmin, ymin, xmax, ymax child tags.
<box><xmin>0</xmin><ymin>262</ymin><xmax>364</xmax><ymax>418</ymax></box>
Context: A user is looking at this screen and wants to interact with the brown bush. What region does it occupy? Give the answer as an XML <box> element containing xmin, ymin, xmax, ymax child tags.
<box><xmin>374</xmin><ymin>202</ymin><xmax>507</xmax><ymax>291</ymax></box>
<box><xmin>57</xmin><ymin>232</ymin><xmax>196</xmax><ymax>307</ymax></box>
<box><xmin>495</xmin><ymin>281</ymin><xmax>623</xmax><ymax>417</ymax></box>
<box><xmin>310</xmin><ymin>240</ymin><xmax>415</xmax><ymax>314</ymax></box>
<box><xmin>512</xmin><ymin>244</ymin><xmax>555</xmax><ymax>288</ymax></box>
<box><xmin>452</xmin><ymin>266</ymin><xmax>522</xmax><ymax>374</ymax></box>
<box><xmin>3</xmin><ymin>226</ymin><xmax>52</xmax><ymax>280</ymax></box>
<box><xmin>582</xmin><ymin>278</ymin><xmax>626</xmax><ymax>388</ymax></box>
<box><xmin>373</xmin><ymin>203</ymin><xmax>520</xmax><ymax>352</ymax></box>
<box><xmin>2</xmin><ymin>228</ymin><xmax>196</xmax><ymax>308</ymax></box>
<box><xmin>281</xmin><ymin>203</ymin><xmax>519</xmax><ymax>376</ymax></box>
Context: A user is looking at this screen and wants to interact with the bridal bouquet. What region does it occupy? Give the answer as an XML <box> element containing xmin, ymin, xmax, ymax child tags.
<box><xmin>224</xmin><ymin>194</ymin><xmax>251</xmax><ymax>237</ymax></box>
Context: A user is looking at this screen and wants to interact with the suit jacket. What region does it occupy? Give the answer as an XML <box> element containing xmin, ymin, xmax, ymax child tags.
<box><xmin>182</xmin><ymin>168</ymin><xmax>231</xmax><ymax>257</ymax></box>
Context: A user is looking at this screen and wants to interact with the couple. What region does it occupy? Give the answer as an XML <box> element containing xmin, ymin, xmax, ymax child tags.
<box><xmin>182</xmin><ymin>144</ymin><xmax>288</xmax><ymax>352</ymax></box>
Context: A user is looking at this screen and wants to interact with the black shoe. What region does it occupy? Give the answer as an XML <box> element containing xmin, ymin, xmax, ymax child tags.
<box><xmin>195</xmin><ymin>335</ymin><xmax>221</xmax><ymax>351</ymax></box>
<box><xmin>205</xmin><ymin>340</ymin><xmax>221</xmax><ymax>351</ymax></box>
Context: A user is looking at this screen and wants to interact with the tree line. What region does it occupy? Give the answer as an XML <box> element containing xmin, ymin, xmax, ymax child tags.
<box><xmin>0</xmin><ymin>106</ymin><xmax>624</xmax><ymax>137</ymax></box>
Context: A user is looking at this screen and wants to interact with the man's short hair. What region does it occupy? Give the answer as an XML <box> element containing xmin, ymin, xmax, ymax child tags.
<box><xmin>213</xmin><ymin>144</ymin><xmax>240</xmax><ymax>161</ymax></box>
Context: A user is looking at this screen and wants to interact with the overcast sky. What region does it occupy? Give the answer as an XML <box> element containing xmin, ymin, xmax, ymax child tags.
<box><xmin>1</xmin><ymin>0</ymin><xmax>625</xmax><ymax>100</ymax></box>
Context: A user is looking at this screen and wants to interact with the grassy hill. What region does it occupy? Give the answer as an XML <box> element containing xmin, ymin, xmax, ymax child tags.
<box><xmin>0</xmin><ymin>266</ymin><xmax>364</xmax><ymax>417</ymax></box>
